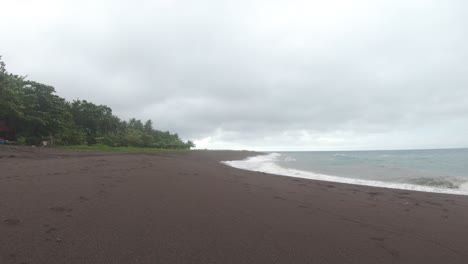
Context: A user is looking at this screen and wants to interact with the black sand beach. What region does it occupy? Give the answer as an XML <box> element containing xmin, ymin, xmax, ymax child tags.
<box><xmin>1</xmin><ymin>146</ymin><xmax>468</xmax><ymax>263</ymax></box>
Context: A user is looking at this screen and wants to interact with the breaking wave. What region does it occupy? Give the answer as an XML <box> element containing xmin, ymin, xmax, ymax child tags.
<box><xmin>222</xmin><ymin>153</ymin><xmax>468</xmax><ymax>196</ymax></box>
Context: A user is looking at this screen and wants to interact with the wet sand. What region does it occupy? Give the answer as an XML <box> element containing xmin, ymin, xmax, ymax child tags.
<box><xmin>1</xmin><ymin>146</ymin><xmax>468</xmax><ymax>263</ymax></box>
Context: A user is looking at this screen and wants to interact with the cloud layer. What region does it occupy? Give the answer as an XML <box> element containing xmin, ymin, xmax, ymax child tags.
<box><xmin>2</xmin><ymin>0</ymin><xmax>468</xmax><ymax>150</ymax></box>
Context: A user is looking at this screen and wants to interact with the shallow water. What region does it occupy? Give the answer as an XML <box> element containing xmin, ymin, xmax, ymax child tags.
<box><xmin>223</xmin><ymin>149</ymin><xmax>468</xmax><ymax>195</ymax></box>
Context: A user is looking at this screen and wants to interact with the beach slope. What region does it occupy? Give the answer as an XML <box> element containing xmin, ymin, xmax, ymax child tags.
<box><xmin>1</xmin><ymin>146</ymin><xmax>468</xmax><ymax>263</ymax></box>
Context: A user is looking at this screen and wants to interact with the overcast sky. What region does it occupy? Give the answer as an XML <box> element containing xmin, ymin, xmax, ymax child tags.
<box><xmin>2</xmin><ymin>0</ymin><xmax>468</xmax><ymax>150</ymax></box>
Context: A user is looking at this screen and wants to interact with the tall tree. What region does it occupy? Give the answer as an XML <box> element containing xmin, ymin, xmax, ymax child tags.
<box><xmin>0</xmin><ymin>56</ymin><xmax>195</xmax><ymax>149</ymax></box>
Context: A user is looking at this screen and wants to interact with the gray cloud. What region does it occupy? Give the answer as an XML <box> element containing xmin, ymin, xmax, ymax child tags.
<box><xmin>2</xmin><ymin>0</ymin><xmax>468</xmax><ymax>150</ymax></box>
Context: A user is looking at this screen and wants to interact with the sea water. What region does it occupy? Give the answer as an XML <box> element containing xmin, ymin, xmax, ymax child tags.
<box><xmin>223</xmin><ymin>149</ymin><xmax>468</xmax><ymax>195</ymax></box>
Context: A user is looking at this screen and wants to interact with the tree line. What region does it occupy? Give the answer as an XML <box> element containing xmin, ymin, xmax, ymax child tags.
<box><xmin>0</xmin><ymin>56</ymin><xmax>194</xmax><ymax>149</ymax></box>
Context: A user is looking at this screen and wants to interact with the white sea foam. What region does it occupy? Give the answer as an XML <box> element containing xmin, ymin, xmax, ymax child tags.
<box><xmin>333</xmin><ymin>153</ymin><xmax>347</xmax><ymax>157</ymax></box>
<box><xmin>283</xmin><ymin>156</ymin><xmax>296</xmax><ymax>162</ymax></box>
<box><xmin>222</xmin><ymin>153</ymin><xmax>468</xmax><ymax>196</ymax></box>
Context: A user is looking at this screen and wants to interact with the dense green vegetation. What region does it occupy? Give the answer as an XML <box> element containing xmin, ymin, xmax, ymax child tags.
<box><xmin>0</xmin><ymin>56</ymin><xmax>194</xmax><ymax>149</ymax></box>
<box><xmin>57</xmin><ymin>145</ymin><xmax>186</xmax><ymax>152</ymax></box>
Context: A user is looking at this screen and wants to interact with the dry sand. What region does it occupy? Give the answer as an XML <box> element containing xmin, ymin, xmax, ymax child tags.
<box><xmin>1</xmin><ymin>146</ymin><xmax>468</xmax><ymax>263</ymax></box>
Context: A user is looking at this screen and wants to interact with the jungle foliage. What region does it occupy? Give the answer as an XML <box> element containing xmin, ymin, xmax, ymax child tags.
<box><xmin>0</xmin><ymin>56</ymin><xmax>194</xmax><ymax>149</ymax></box>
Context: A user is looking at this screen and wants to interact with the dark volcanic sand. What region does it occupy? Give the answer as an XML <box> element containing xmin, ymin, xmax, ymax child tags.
<box><xmin>1</xmin><ymin>146</ymin><xmax>468</xmax><ymax>264</ymax></box>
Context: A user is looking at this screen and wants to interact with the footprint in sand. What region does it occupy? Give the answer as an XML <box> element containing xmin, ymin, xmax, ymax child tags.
<box><xmin>426</xmin><ymin>201</ymin><xmax>443</xmax><ymax>206</ymax></box>
<box><xmin>45</xmin><ymin>227</ymin><xmax>57</xmax><ymax>234</ymax></box>
<box><xmin>49</xmin><ymin>206</ymin><xmax>73</xmax><ymax>213</ymax></box>
<box><xmin>3</xmin><ymin>218</ymin><xmax>21</xmax><ymax>225</ymax></box>
<box><xmin>378</xmin><ymin>243</ymin><xmax>400</xmax><ymax>259</ymax></box>
<box><xmin>79</xmin><ymin>196</ymin><xmax>89</xmax><ymax>202</ymax></box>
<box><xmin>273</xmin><ymin>196</ymin><xmax>287</xmax><ymax>200</ymax></box>
<box><xmin>7</xmin><ymin>254</ymin><xmax>29</xmax><ymax>264</ymax></box>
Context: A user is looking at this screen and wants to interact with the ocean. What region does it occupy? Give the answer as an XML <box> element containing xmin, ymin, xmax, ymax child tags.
<box><xmin>223</xmin><ymin>148</ymin><xmax>468</xmax><ymax>195</ymax></box>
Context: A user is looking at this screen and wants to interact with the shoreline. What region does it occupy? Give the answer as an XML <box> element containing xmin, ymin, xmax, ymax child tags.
<box><xmin>223</xmin><ymin>152</ymin><xmax>468</xmax><ymax>196</ymax></box>
<box><xmin>1</xmin><ymin>146</ymin><xmax>468</xmax><ymax>263</ymax></box>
